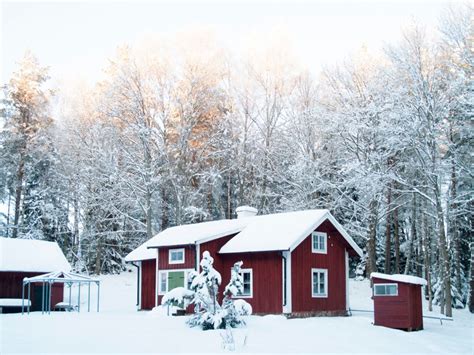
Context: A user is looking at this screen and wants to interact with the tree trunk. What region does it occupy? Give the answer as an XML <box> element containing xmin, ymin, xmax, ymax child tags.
<box><xmin>435</xmin><ymin>184</ymin><xmax>452</xmax><ymax>317</ymax></box>
<box><xmin>366</xmin><ymin>199</ymin><xmax>378</xmax><ymax>277</ymax></box>
<box><xmin>394</xmin><ymin>205</ymin><xmax>400</xmax><ymax>274</ymax></box>
<box><xmin>422</xmin><ymin>197</ymin><xmax>433</xmax><ymax>311</ymax></box>
<box><xmin>450</xmin><ymin>160</ymin><xmax>462</xmax><ymax>298</ymax></box>
<box><xmin>384</xmin><ymin>183</ymin><xmax>392</xmax><ymax>274</ymax></box>
<box><xmin>12</xmin><ymin>149</ymin><xmax>26</xmax><ymax>238</ymax></box>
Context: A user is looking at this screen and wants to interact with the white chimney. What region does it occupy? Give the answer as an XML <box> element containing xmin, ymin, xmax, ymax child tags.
<box><xmin>236</xmin><ymin>206</ymin><xmax>258</xmax><ymax>219</ymax></box>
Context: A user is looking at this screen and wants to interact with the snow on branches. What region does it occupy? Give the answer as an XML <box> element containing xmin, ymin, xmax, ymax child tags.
<box><xmin>160</xmin><ymin>250</ymin><xmax>252</xmax><ymax>330</ymax></box>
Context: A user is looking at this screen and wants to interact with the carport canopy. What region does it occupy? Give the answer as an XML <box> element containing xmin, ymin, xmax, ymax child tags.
<box><xmin>22</xmin><ymin>271</ymin><xmax>100</xmax><ymax>315</ymax></box>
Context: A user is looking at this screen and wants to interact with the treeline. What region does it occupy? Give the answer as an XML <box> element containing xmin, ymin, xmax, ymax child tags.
<box><xmin>0</xmin><ymin>5</ymin><xmax>472</xmax><ymax>316</ymax></box>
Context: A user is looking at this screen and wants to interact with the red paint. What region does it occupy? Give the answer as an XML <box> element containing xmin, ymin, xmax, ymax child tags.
<box><xmin>0</xmin><ymin>271</ymin><xmax>64</xmax><ymax>311</ymax></box>
<box><xmin>291</xmin><ymin>220</ymin><xmax>347</xmax><ymax>314</ymax></box>
<box><xmin>372</xmin><ymin>277</ymin><xmax>424</xmax><ymax>331</ymax></box>
<box><xmin>140</xmin><ymin>259</ymin><xmax>156</xmax><ymax>310</ymax></box>
<box><xmin>158</xmin><ymin>245</ymin><xmax>196</xmax><ymax>270</ymax></box>
<box><xmin>219</xmin><ymin>252</ymin><xmax>283</xmax><ymax>314</ymax></box>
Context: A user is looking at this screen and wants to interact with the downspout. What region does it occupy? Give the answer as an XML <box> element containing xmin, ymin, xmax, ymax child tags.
<box><xmin>282</xmin><ymin>252</ymin><xmax>287</xmax><ymax>307</ymax></box>
<box><xmin>130</xmin><ymin>262</ymin><xmax>140</xmax><ymax>308</ymax></box>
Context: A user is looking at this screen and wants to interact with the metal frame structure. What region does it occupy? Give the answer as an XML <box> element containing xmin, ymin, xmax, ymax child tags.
<box><xmin>21</xmin><ymin>271</ymin><xmax>100</xmax><ymax>315</ymax></box>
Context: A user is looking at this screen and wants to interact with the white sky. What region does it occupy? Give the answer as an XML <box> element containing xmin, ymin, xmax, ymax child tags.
<box><xmin>1</xmin><ymin>0</ymin><xmax>457</xmax><ymax>86</ymax></box>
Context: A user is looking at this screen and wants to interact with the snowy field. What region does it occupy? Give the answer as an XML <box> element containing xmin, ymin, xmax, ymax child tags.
<box><xmin>1</xmin><ymin>270</ymin><xmax>472</xmax><ymax>354</ymax></box>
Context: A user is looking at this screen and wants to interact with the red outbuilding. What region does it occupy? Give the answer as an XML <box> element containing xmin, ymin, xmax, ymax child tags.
<box><xmin>0</xmin><ymin>237</ymin><xmax>71</xmax><ymax>313</ymax></box>
<box><xmin>126</xmin><ymin>207</ymin><xmax>363</xmax><ymax>316</ymax></box>
<box><xmin>370</xmin><ymin>272</ymin><xmax>427</xmax><ymax>331</ymax></box>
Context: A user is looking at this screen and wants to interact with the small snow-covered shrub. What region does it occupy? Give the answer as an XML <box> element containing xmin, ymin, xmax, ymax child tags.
<box><xmin>161</xmin><ymin>287</ymin><xmax>194</xmax><ymax>308</ymax></box>
<box><xmin>186</xmin><ymin>251</ymin><xmax>252</xmax><ymax>330</ymax></box>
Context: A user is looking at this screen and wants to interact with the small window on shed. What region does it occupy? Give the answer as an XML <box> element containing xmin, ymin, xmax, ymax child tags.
<box><xmin>312</xmin><ymin>232</ymin><xmax>327</xmax><ymax>254</ymax></box>
<box><xmin>374</xmin><ymin>283</ymin><xmax>398</xmax><ymax>296</ymax></box>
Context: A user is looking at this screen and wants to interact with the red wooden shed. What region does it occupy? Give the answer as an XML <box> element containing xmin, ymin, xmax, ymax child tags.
<box><xmin>0</xmin><ymin>237</ymin><xmax>71</xmax><ymax>313</ymax></box>
<box><xmin>370</xmin><ymin>272</ymin><xmax>427</xmax><ymax>331</ymax></box>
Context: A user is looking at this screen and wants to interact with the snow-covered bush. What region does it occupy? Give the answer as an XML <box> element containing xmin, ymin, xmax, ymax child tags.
<box><xmin>186</xmin><ymin>251</ymin><xmax>252</xmax><ymax>330</ymax></box>
<box><xmin>161</xmin><ymin>287</ymin><xmax>194</xmax><ymax>309</ymax></box>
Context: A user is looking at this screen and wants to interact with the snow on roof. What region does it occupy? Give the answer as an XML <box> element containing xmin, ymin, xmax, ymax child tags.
<box><xmin>219</xmin><ymin>209</ymin><xmax>362</xmax><ymax>255</ymax></box>
<box><xmin>370</xmin><ymin>272</ymin><xmax>427</xmax><ymax>286</ymax></box>
<box><xmin>124</xmin><ymin>237</ymin><xmax>159</xmax><ymax>262</ymax></box>
<box><xmin>147</xmin><ymin>218</ymin><xmax>252</xmax><ymax>249</ymax></box>
<box><xmin>0</xmin><ymin>237</ymin><xmax>71</xmax><ymax>273</ymax></box>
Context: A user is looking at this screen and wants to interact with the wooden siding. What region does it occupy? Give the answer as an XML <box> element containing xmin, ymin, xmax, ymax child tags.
<box><xmin>373</xmin><ymin>277</ymin><xmax>423</xmax><ymax>330</ymax></box>
<box><xmin>158</xmin><ymin>245</ymin><xmax>196</xmax><ymax>270</ymax></box>
<box><xmin>291</xmin><ymin>220</ymin><xmax>347</xmax><ymax>313</ymax></box>
<box><xmin>140</xmin><ymin>259</ymin><xmax>156</xmax><ymax>310</ymax></box>
<box><xmin>0</xmin><ymin>271</ymin><xmax>64</xmax><ymax>311</ymax></box>
<box><xmin>219</xmin><ymin>252</ymin><xmax>283</xmax><ymax>314</ymax></box>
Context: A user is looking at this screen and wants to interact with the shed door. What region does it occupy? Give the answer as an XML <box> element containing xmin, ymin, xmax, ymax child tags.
<box><xmin>168</xmin><ymin>271</ymin><xmax>185</xmax><ymax>290</ymax></box>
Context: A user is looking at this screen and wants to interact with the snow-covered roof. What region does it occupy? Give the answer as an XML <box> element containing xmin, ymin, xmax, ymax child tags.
<box><xmin>23</xmin><ymin>271</ymin><xmax>99</xmax><ymax>283</ymax></box>
<box><xmin>220</xmin><ymin>209</ymin><xmax>362</xmax><ymax>255</ymax></box>
<box><xmin>146</xmin><ymin>218</ymin><xmax>252</xmax><ymax>249</ymax></box>
<box><xmin>126</xmin><ymin>209</ymin><xmax>363</xmax><ymax>261</ymax></box>
<box><xmin>124</xmin><ymin>238</ymin><xmax>159</xmax><ymax>262</ymax></box>
<box><xmin>0</xmin><ymin>237</ymin><xmax>71</xmax><ymax>273</ymax></box>
<box><xmin>370</xmin><ymin>272</ymin><xmax>427</xmax><ymax>286</ymax></box>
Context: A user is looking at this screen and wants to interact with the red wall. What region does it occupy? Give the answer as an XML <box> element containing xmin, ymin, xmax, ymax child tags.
<box><xmin>141</xmin><ymin>259</ymin><xmax>156</xmax><ymax>310</ymax></box>
<box><xmin>291</xmin><ymin>220</ymin><xmax>347</xmax><ymax>314</ymax></box>
<box><xmin>158</xmin><ymin>245</ymin><xmax>196</xmax><ymax>270</ymax></box>
<box><xmin>373</xmin><ymin>277</ymin><xmax>423</xmax><ymax>330</ymax></box>
<box><xmin>0</xmin><ymin>271</ymin><xmax>64</xmax><ymax>311</ymax></box>
<box><xmin>219</xmin><ymin>252</ymin><xmax>283</xmax><ymax>314</ymax></box>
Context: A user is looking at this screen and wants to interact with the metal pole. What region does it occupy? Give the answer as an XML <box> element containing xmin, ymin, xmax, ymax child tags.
<box><xmin>69</xmin><ymin>283</ymin><xmax>72</xmax><ymax>307</ymax></box>
<box><xmin>27</xmin><ymin>283</ymin><xmax>31</xmax><ymax>314</ymax></box>
<box><xmin>42</xmin><ymin>282</ymin><xmax>45</xmax><ymax>314</ymax></box>
<box><xmin>88</xmin><ymin>282</ymin><xmax>91</xmax><ymax>312</ymax></box>
<box><xmin>78</xmin><ymin>282</ymin><xmax>81</xmax><ymax>312</ymax></box>
<box><xmin>21</xmin><ymin>282</ymin><xmax>25</xmax><ymax>315</ymax></box>
<box><xmin>48</xmin><ymin>282</ymin><xmax>52</xmax><ymax>314</ymax></box>
<box><xmin>96</xmin><ymin>282</ymin><xmax>100</xmax><ymax>312</ymax></box>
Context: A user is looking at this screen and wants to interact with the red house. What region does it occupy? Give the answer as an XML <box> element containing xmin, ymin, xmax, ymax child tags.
<box><xmin>126</xmin><ymin>208</ymin><xmax>362</xmax><ymax>316</ymax></box>
<box><xmin>0</xmin><ymin>237</ymin><xmax>71</xmax><ymax>312</ymax></box>
<box><xmin>370</xmin><ymin>272</ymin><xmax>427</xmax><ymax>331</ymax></box>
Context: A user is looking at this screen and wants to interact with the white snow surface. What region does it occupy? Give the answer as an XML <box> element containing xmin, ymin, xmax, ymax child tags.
<box><xmin>0</xmin><ymin>237</ymin><xmax>71</xmax><ymax>272</ymax></box>
<box><xmin>371</xmin><ymin>272</ymin><xmax>428</xmax><ymax>286</ymax></box>
<box><xmin>1</xmin><ymin>271</ymin><xmax>472</xmax><ymax>354</ymax></box>
<box><xmin>0</xmin><ymin>299</ymin><xmax>31</xmax><ymax>306</ymax></box>
<box><xmin>127</xmin><ymin>209</ymin><xmax>362</xmax><ymax>261</ymax></box>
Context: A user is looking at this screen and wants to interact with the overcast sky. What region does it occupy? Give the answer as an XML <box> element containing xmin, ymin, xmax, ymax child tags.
<box><xmin>1</xmin><ymin>0</ymin><xmax>456</xmax><ymax>85</ymax></box>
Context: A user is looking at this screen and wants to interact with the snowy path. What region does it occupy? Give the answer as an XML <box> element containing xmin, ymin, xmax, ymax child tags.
<box><xmin>1</xmin><ymin>271</ymin><xmax>472</xmax><ymax>354</ymax></box>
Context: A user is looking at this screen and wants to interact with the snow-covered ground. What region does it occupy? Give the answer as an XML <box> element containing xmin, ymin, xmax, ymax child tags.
<box><xmin>1</xmin><ymin>270</ymin><xmax>472</xmax><ymax>354</ymax></box>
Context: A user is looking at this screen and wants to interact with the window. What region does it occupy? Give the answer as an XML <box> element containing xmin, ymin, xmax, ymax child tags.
<box><xmin>373</xmin><ymin>283</ymin><xmax>398</xmax><ymax>296</ymax></box>
<box><xmin>169</xmin><ymin>248</ymin><xmax>185</xmax><ymax>264</ymax></box>
<box><xmin>312</xmin><ymin>268</ymin><xmax>328</xmax><ymax>297</ymax></box>
<box><xmin>312</xmin><ymin>232</ymin><xmax>327</xmax><ymax>254</ymax></box>
<box><xmin>236</xmin><ymin>269</ymin><xmax>253</xmax><ymax>298</ymax></box>
<box><xmin>159</xmin><ymin>272</ymin><xmax>167</xmax><ymax>294</ymax></box>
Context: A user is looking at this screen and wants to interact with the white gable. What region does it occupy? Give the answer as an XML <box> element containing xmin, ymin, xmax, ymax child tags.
<box><xmin>0</xmin><ymin>237</ymin><xmax>71</xmax><ymax>273</ymax></box>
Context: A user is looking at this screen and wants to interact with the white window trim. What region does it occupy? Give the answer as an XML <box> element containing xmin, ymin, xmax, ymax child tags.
<box><xmin>373</xmin><ymin>283</ymin><xmax>399</xmax><ymax>297</ymax></box>
<box><xmin>158</xmin><ymin>268</ymin><xmax>194</xmax><ymax>295</ymax></box>
<box><xmin>235</xmin><ymin>268</ymin><xmax>253</xmax><ymax>299</ymax></box>
<box><xmin>168</xmin><ymin>248</ymin><xmax>185</xmax><ymax>264</ymax></box>
<box><xmin>311</xmin><ymin>232</ymin><xmax>327</xmax><ymax>254</ymax></box>
<box><xmin>311</xmin><ymin>268</ymin><xmax>328</xmax><ymax>298</ymax></box>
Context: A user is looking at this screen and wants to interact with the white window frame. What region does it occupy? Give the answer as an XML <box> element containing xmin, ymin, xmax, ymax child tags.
<box><xmin>158</xmin><ymin>268</ymin><xmax>194</xmax><ymax>295</ymax></box>
<box><xmin>373</xmin><ymin>283</ymin><xmax>398</xmax><ymax>297</ymax></box>
<box><xmin>168</xmin><ymin>248</ymin><xmax>185</xmax><ymax>264</ymax></box>
<box><xmin>235</xmin><ymin>268</ymin><xmax>253</xmax><ymax>298</ymax></box>
<box><xmin>311</xmin><ymin>268</ymin><xmax>328</xmax><ymax>298</ymax></box>
<box><xmin>312</xmin><ymin>232</ymin><xmax>327</xmax><ymax>254</ymax></box>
